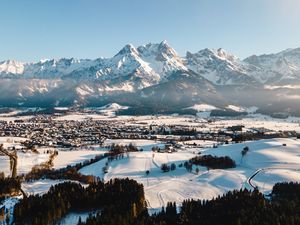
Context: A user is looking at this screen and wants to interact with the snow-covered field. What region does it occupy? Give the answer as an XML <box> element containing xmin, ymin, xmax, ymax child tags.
<box><xmin>22</xmin><ymin>179</ymin><xmax>69</xmax><ymax>196</ymax></box>
<box><xmin>22</xmin><ymin>179</ymin><xmax>88</xmax><ymax>197</ymax></box>
<box><xmin>79</xmin><ymin>138</ymin><xmax>300</xmax><ymax>213</ymax></box>
<box><xmin>0</xmin><ymin>152</ymin><xmax>49</xmax><ymax>177</ymax></box>
<box><xmin>0</xmin><ymin>137</ymin><xmax>108</xmax><ymax>176</ymax></box>
<box><xmin>0</xmin><ymin>137</ymin><xmax>50</xmax><ymax>176</ymax></box>
<box><xmin>52</xmin><ymin>149</ymin><xmax>108</xmax><ymax>169</ymax></box>
<box><xmin>204</xmin><ymin>138</ymin><xmax>300</xmax><ymax>194</ymax></box>
<box><xmin>207</xmin><ymin>115</ymin><xmax>300</xmax><ymax>132</ymax></box>
<box><xmin>79</xmin><ymin>146</ymin><xmax>244</xmax><ymax>213</ymax></box>
<box><xmin>0</xmin><ymin>148</ymin><xmax>106</xmax><ymax>177</ymax></box>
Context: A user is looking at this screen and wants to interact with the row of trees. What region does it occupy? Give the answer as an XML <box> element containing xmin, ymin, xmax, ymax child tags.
<box><xmin>160</xmin><ymin>163</ymin><xmax>176</xmax><ymax>172</ymax></box>
<box><xmin>189</xmin><ymin>155</ymin><xmax>236</xmax><ymax>169</ymax></box>
<box><xmin>109</xmin><ymin>143</ymin><xmax>139</xmax><ymax>156</ymax></box>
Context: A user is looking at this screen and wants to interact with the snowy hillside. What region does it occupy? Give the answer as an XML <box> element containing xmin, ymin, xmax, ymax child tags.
<box><xmin>79</xmin><ymin>138</ymin><xmax>300</xmax><ymax>212</ymax></box>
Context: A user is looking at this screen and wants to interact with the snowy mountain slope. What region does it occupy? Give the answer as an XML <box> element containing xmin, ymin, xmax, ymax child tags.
<box><xmin>185</xmin><ymin>48</ymin><xmax>259</xmax><ymax>85</ymax></box>
<box><xmin>84</xmin><ymin>44</ymin><xmax>161</xmax><ymax>86</ymax></box>
<box><xmin>137</xmin><ymin>40</ymin><xmax>188</xmax><ymax>81</ymax></box>
<box><xmin>244</xmin><ymin>48</ymin><xmax>300</xmax><ymax>85</ymax></box>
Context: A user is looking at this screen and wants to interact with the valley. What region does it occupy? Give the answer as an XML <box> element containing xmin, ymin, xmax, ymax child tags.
<box><xmin>0</xmin><ymin>109</ymin><xmax>300</xmax><ymax>224</ymax></box>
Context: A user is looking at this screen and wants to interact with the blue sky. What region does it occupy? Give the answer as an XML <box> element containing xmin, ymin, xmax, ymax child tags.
<box><xmin>1</xmin><ymin>0</ymin><xmax>300</xmax><ymax>61</ymax></box>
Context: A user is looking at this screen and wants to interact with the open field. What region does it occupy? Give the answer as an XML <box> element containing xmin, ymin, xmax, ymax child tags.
<box><xmin>80</xmin><ymin>138</ymin><xmax>300</xmax><ymax>213</ymax></box>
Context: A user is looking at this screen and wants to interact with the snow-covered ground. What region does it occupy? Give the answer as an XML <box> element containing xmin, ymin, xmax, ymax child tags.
<box><xmin>0</xmin><ymin>137</ymin><xmax>109</xmax><ymax>177</ymax></box>
<box><xmin>58</xmin><ymin>211</ymin><xmax>99</xmax><ymax>225</ymax></box>
<box><xmin>206</xmin><ymin>114</ymin><xmax>300</xmax><ymax>132</ymax></box>
<box><xmin>22</xmin><ymin>179</ymin><xmax>69</xmax><ymax>196</ymax></box>
<box><xmin>79</xmin><ymin>138</ymin><xmax>300</xmax><ymax>213</ymax></box>
<box><xmin>53</xmin><ymin>149</ymin><xmax>108</xmax><ymax>169</ymax></box>
<box><xmin>0</xmin><ymin>148</ymin><xmax>104</xmax><ymax>177</ymax></box>
<box><xmin>97</xmin><ymin>103</ymin><xmax>129</xmax><ymax>116</ymax></box>
<box><xmin>0</xmin><ymin>137</ymin><xmax>50</xmax><ymax>176</ymax></box>
<box><xmin>22</xmin><ymin>179</ymin><xmax>88</xmax><ymax>197</ymax></box>
<box><xmin>2</xmin><ymin>137</ymin><xmax>300</xmax><ymax>217</ymax></box>
<box><xmin>0</xmin><ymin>152</ymin><xmax>50</xmax><ymax>177</ymax></box>
<box><xmin>204</xmin><ymin>138</ymin><xmax>300</xmax><ymax>194</ymax></box>
<box><xmin>186</xmin><ymin>104</ymin><xmax>218</xmax><ymax>111</ymax></box>
<box><xmin>79</xmin><ymin>146</ymin><xmax>244</xmax><ymax>213</ymax></box>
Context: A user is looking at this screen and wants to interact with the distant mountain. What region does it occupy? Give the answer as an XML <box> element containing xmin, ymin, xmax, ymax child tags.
<box><xmin>185</xmin><ymin>48</ymin><xmax>259</xmax><ymax>85</ymax></box>
<box><xmin>244</xmin><ymin>48</ymin><xmax>300</xmax><ymax>85</ymax></box>
<box><xmin>0</xmin><ymin>41</ymin><xmax>300</xmax><ymax>115</ymax></box>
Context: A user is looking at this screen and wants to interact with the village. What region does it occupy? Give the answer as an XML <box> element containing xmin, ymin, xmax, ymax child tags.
<box><xmin>0</xmin><ymin>113</ymin><xmax>296</xmax><ymax>152</ymax></box>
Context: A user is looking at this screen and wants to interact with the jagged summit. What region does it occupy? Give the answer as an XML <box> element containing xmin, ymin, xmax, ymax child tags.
<box><xmin>115</xmin><ymin>44</ymin><xmax>139</xmax><ymax>56</ymax></box>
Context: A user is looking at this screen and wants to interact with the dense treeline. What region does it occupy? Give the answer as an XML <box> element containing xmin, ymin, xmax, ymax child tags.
<box><xmin>170</xmin><ymin>128</ymin><xmax>197</xmax><ymax>136</ymax></box>
<box><xmin>11</xmin><ymin>180</ymin><xmax>300</xmax><ymax>225</ymax></box>
<box><xmin>0</xmin><ymin>172</ymin><xmax>21</xmax><ymax>197</ymax></box>
<box><xmin>231</xmin><ymin>131</ymin><xmax>296</xmax><ymax>143</ymax></box>
<box><xmin>272</xmin><ymin>182</ymin><xmax>300</xmax><ymax>201</ymax></box>
<box><xmin>109</xmin><ymin>143</ymin><xmax>140</xmax><ymax>155</ymax></box>
<box><xmin>189</xmin><ymin>155</ymin><xmax>236</xmax><ymax>169</ymax></box>
<box><xmin>210</xmin><ymin>109</ymin><xmax>247</xmax><ymax>117</ymax></box>
<box><xmin>14</xmin><ymin>178</ymin><xmax>146</xmax><ymax>225</ymax></box>
<box><xmin>81</xmin><ymin>182</ymin><xmax>300</xmax><ymax>225</ymax></box>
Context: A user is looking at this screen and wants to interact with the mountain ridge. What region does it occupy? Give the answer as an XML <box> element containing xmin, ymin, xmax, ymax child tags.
<box><xmin>2</xmin><ymin>41</ymin><xmax>300</xmax><ymax>86</ymax></box>
<box><xmin>0</xmin><ymin>41</ymin><xmax>300</xmax><ymax>115</ymax></box>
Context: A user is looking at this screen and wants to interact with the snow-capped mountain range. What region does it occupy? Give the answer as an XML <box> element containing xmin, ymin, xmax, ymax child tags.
<box><xmin>0</xmin><ymin>41</ymin><xmax>299</xmax><ymax>114</ymax></box>
<box><xmin>2</xmin><ymin>40</ymin><xmax>300</xmax><ymax>86</ymax></box>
